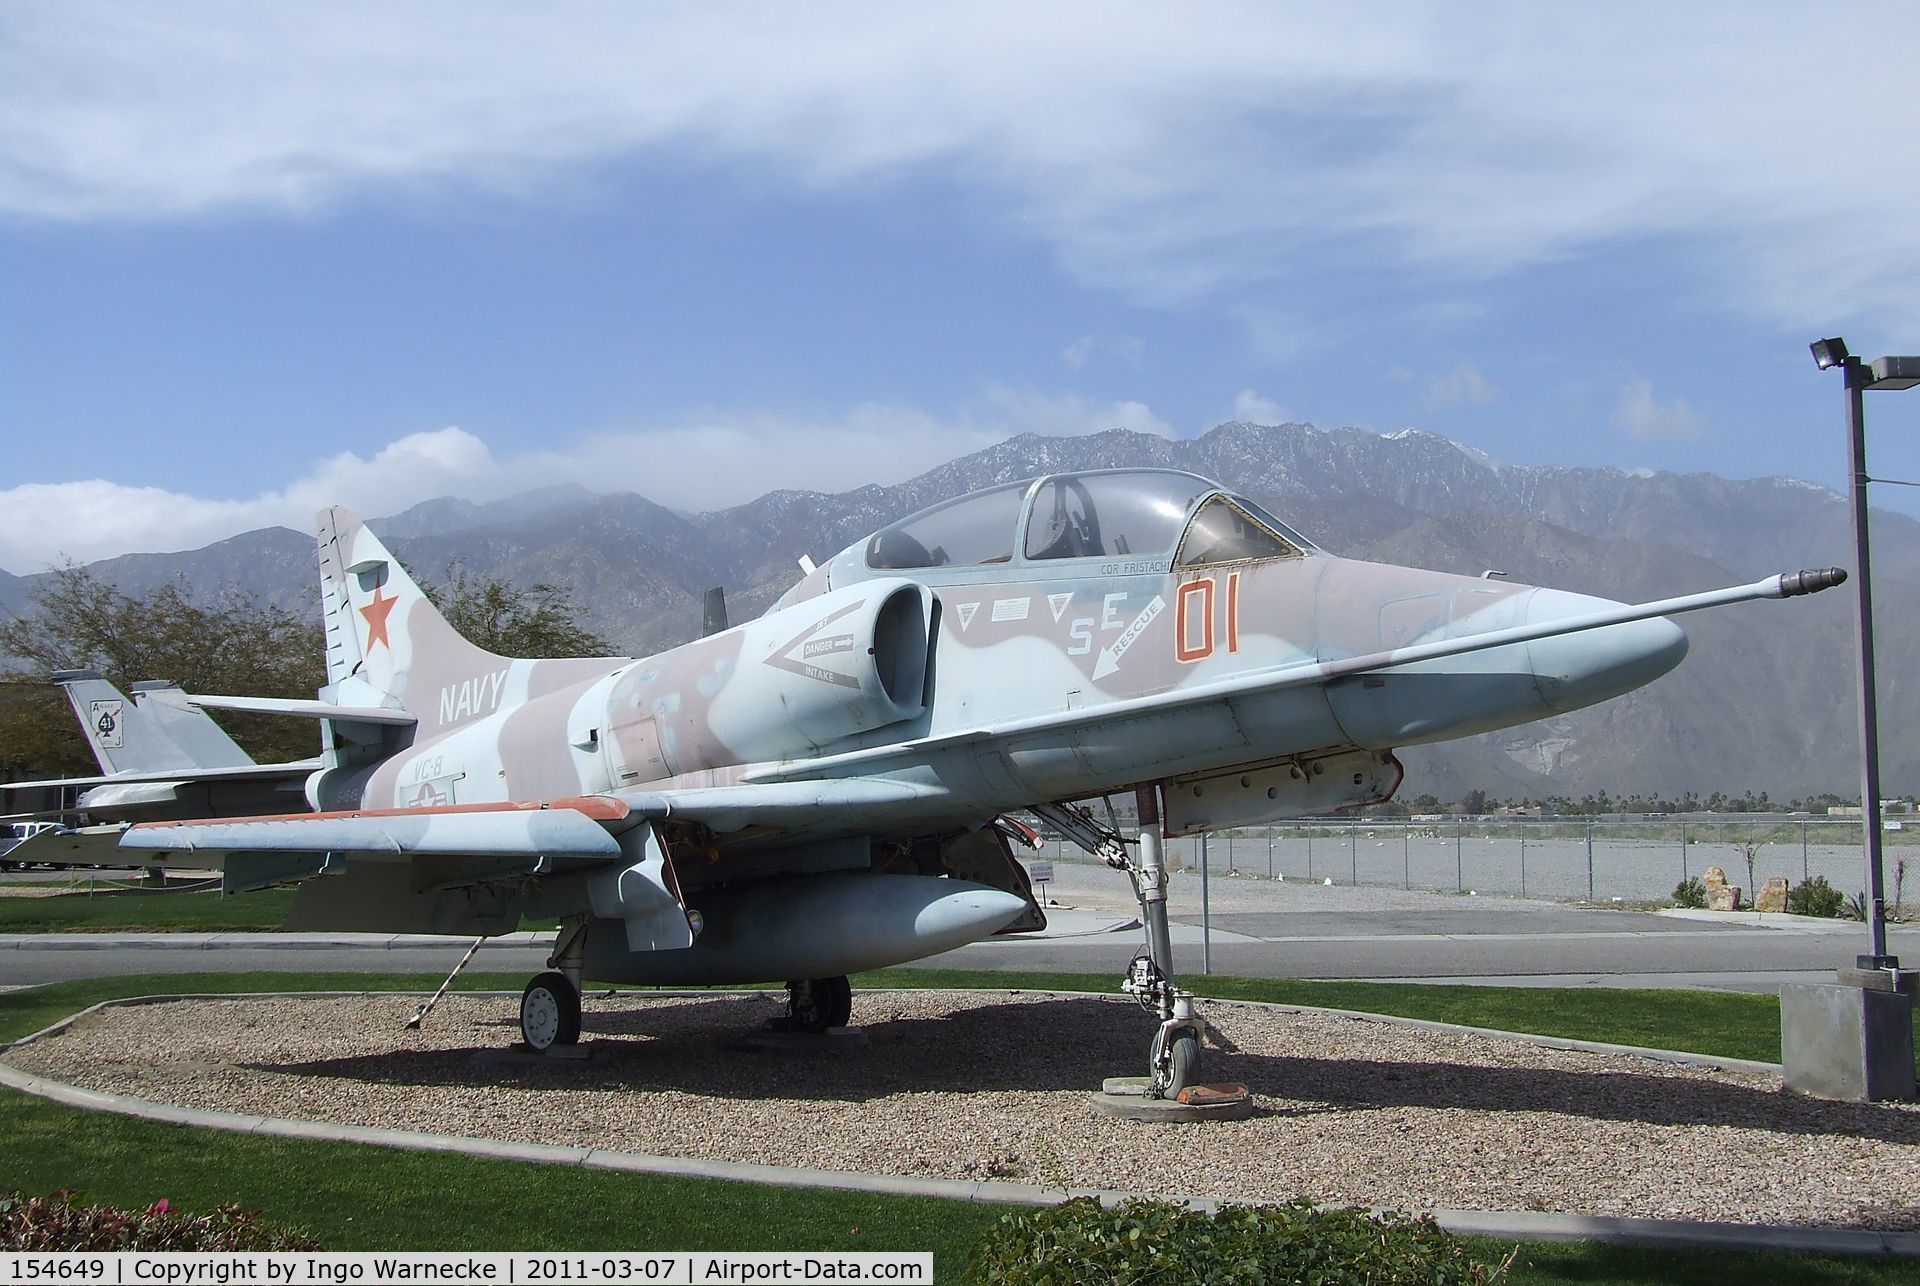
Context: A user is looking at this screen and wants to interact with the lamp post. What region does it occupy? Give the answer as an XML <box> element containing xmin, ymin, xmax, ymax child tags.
<box><xmin>1811</xmin><ymin>337</ymin><xmax>1920</xmax><ymax>971</ymax></box>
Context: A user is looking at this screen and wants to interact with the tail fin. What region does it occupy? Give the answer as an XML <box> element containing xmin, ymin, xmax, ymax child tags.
<box><xmin>701</xmin><ymin>586</ymin><xmax>729</xmax><ymax>637</ymax></box>
<box><xmin>316</xmin><ymin>507</ymin><xmax>511</xmax><ymax>717</ymax></box>
<box><xmin>53</xmin><ymin>671</ymin><xmax>254</xmax><ymax>774</ymax></box>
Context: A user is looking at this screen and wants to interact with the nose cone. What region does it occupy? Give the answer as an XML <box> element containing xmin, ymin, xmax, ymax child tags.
<box><xmin>1524</xmin><ymin>589</ymin><xmax>1689</xmax><ymax>713</ymax></box>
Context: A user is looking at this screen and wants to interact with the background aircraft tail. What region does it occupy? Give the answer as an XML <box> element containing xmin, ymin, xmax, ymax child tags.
<box><xmin>53</xmin><ymin>671</ymin><xmax>254</xmax><ymax>774</ymax></box>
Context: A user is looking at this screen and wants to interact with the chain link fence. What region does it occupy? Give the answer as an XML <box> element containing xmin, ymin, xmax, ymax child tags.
<box><xmin>1029</xmin><ymin>816</ymin><xmax>1918</xmax><ymax>908</ymax></box>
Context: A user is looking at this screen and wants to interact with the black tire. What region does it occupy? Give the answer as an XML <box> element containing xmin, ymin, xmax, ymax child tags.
<box><xmin>814</xmin><ymin>975</ymin><xmax>853</xmax><ymax>1029</ymax></box>
<box><xmin>1153</xmin><ymin>1027</ymin><xmax>1201</xmax><ymax>1098</ymax></box>
<box><xmin>520</xmin><ymin>971</ymin><xmax>581</xmax><ymax>1051</ymax></box>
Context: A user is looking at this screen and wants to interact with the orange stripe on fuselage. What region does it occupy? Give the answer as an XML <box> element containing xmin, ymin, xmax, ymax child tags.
<box><xmin>128</xmin><ymin>795</ymin><xmax>630</xmax><ymax>830</ymax></box>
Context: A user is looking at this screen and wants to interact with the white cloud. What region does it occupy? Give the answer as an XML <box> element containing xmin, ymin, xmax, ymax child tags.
<box><xmin>1060</xmin><ymin>334</ymin><xmax>1144</xmax><ymax>370</ymax></box>
<box><xmin>4</xmin><ymin>6</ymin><xmax>1917</xmax><ymax>328</ymax></box>
<box><xmin>0</xmin><ymin>428</ymin><xmax>538</xmax><ymax>571</ymax></box>
<box><xmin>1426</xmin><ymin>363</ymin><xmax>1498</xmax><ymax>406</ymax></box>
<box><xmin>0</xmin><ymin>394</ymin><xmax>1175</xmax><ymax>571</ymax></box>
<box><xmin>1231</xmin><ymin>390</ymin><xmax>1288</xmax><ymax>424</ymax></box>
<box><xmin>977</xmin><ymin>387</ymin><xmax>1174</xmax><ymax>440</ymax></box>
<box><xmin>1612</xmin><ymin>376</ymin><xmax>1703</xmax><ymax>442</ymax></box>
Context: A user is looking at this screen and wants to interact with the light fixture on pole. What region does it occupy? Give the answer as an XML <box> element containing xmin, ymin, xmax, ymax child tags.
<box><xmin>1811</xmin><ymin>337</ymin><xmax>1850</xmax><ymax>370</ymax></box>
<box><xmin>1810</xmin><ymin>336</ymin><xmax>1918</xmax><ymax>972</ymax></box>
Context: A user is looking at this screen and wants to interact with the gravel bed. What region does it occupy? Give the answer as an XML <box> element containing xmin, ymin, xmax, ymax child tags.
<box><xmin>9</xmin><ymin>990</ymin><xmax>1920</xmax><ymax>1229</ymax></box>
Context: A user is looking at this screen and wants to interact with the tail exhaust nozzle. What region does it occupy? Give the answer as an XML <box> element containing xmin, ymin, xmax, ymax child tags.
<box><xmin>1777</xmin><ymin>568</ymin><xmax>1848</xmax><ymax>597</ymax></box>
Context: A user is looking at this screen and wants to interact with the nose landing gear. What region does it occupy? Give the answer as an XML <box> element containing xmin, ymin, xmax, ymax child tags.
<box><xmin>744</xmin><ymin>974</ymin><xmax>867</xmax><ymax>1051</ymax></box>
<box><xmin>1091</xmin><ymin>787</ymin><xmax>1251</xmax><ymax>1121</ymax></box>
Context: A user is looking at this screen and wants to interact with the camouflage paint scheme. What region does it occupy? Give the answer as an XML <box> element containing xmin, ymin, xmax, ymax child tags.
<box><xmin>74</xmin><ymin>467</ymin><xmax>1764</xmax><ymax>988</ymax></box>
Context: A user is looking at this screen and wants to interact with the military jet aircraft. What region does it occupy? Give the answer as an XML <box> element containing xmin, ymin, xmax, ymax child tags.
<box><xmin>23</xmin><ymin>469</ymin><xmax>1843</xmax><ymax>1096</ymax></box>
<box><xmin>2</xmin><ymin>672</ymin><xmax>319</xmax><ymax>830</ymax></box>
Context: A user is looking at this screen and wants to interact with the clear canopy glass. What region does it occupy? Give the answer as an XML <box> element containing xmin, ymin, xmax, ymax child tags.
<box><xmin>1175</xmin><ymin>496</ymin><xmax>1307</xmax><ymax>566</ymax></box>
<box><xmin>866</xmin><ymin>480</ymin><xmax>1030</xmax><ymax>569</ymax></box>
<box><xmin>1023</xmin><ymin>471</ymin><xmax>1216</xmax><ymax>561</ymax></box>
<box><xmin>861</xmin><ymin>468</ymin><xmax>1314</xmax><ymax>571</ymax></box>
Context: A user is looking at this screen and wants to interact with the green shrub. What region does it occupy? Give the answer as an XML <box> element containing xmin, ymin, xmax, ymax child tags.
<box><xmin>962</xmin><ymin>1196</ymin><xmax>1506</xmax><ymax>1284</ymax></box>
<box><xmin>0</xmin><ymin>1190</ymin><xmax>321</xmax><ymax>1252</ymax></box>
<box><xmin>1786</xmin><ymin>876</ymin><xmax>1845</xmax><ymax>919</ymax></box>
<box><xmin>1672</xmin><ymin>876</ymin><xmax>1706</xmax><ymax>908</ymax></box>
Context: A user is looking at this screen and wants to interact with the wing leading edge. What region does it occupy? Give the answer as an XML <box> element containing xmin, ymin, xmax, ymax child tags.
<box><xmin>104</xmin><ymin>779</ymin><xmax>953</xmax><ymax>866</ymax></box>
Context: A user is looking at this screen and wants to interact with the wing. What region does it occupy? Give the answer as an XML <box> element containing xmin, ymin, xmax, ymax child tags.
<box><xmin>115</xmin><ymin>779</ymin><xmax>949</xmax><ymax>859</ymax></box>
<box><xmin>98</xmin><ymin>782</ymin><xmax>953</xmax><ymax>940</ymax></box>
<box><xmin>122</xmin><ymin>795</ymin><xmax>629</xmax><ymax>860</ymax></box>
<box><xmin>3</xmin><ymin>824</ymin><xmax>132</xmax><ymax>867</ymax></box>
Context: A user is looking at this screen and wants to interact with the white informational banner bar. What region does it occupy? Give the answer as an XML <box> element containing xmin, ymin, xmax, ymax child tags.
<box><xmin>0</xmin><ymin>1251</ymin><xmax>934</xmax><ymax>1285</ymax></box>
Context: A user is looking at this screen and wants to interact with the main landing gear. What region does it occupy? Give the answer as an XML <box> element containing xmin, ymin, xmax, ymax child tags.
<box><xmin>521</xmin><ymin>917</ymin><xmax>588</xmax><ymax>1053</ymax></box>
<box><xmin>773</xmin><ymin>975</ymin><xmax>853</xmax><ymax>1032</ymax></box>
<box><xmin>520</xmin><ymin>971</ymin><xmax>581</xmax><ymax>1052</ymax></box>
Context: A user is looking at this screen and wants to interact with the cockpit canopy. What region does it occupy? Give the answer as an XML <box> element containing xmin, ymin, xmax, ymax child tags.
<box><xmin>862</xmin><ymin>468</ymin><xmax>1313</xmax><ymax>573</ymax></box>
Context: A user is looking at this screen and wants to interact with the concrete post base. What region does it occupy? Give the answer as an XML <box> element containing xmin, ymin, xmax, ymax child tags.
<box><xmin>1781</xmin><ymin>970</ymin><xmax>1916</xmax><ymax>1102</ymax></box>
<box><xmin>1090</xmin><ymin>1076</ymin><xmax>1256</xmax><ymax>1122</ymax></box>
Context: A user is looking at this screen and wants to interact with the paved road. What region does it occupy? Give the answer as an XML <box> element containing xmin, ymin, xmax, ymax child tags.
<box><xmin>916</xmin><ymin>862</ymin><xmax>1915</xmax><ymax>992</ymax></box>
<box><xmin>4</xmin><ymin>861</ymin><xmax>1912</xmax><ymax>993</ymax></box>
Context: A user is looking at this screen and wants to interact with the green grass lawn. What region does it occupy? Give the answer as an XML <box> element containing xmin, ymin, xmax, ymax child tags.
<box><xmin>860</xmin><ymin>966</ymin><xmax>1808</xmax><ymax>1067</ymax></box>
<box><xmin>0</xmin><ymin>889</ymin><xmax>562</xmax><ymax>934</ymax></box>
<box><xmin>2</xmin><ymin>972</ymin><xmax>1916</xmax><ymax>1283</ymax></box>
<box><xmin>0</xmin><ymin>886</ymin><xmax>297</xmax><ymax>932</ymax></box>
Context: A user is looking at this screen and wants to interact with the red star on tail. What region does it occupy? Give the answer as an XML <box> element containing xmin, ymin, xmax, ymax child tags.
<box><xmin>360</xmin><ymin>586</ymin><xmax>399</xmax><ymax>652</ymax></box>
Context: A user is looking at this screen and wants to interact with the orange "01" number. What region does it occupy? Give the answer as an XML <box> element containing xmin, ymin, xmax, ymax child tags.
<box><xmin>1175</xmin><ymin>572</ymin><xmax>1239</xmax><ymax>663</ymax></box>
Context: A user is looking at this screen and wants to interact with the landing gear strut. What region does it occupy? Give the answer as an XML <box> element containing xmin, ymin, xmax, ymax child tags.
<box><xmin>1121</xmin><ymin>787</ymin><xmax>1205</xmax><ymax>1099</ymax></box>
<box><xmin>775</xmin><ymin>975</ymin><xmax>853</xmax><ymax>1032</ymax></box>
<box><xmin>521</xmin><ymin>916</ymin><xmax>588</xmax><ymax>1052</ymax></box>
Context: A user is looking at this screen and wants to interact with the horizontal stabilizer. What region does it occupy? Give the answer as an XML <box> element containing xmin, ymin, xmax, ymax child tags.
<box><xmin>185</xmin><ymin>694</ymin><xmax>417</xmax><ymax>725</ymax></box>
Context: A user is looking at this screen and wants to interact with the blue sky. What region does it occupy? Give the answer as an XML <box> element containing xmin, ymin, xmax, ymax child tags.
<box><xmin>4</xmin><ymin>4</ymin><xmax>1920</xmax><ymax>571</ymax></box>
